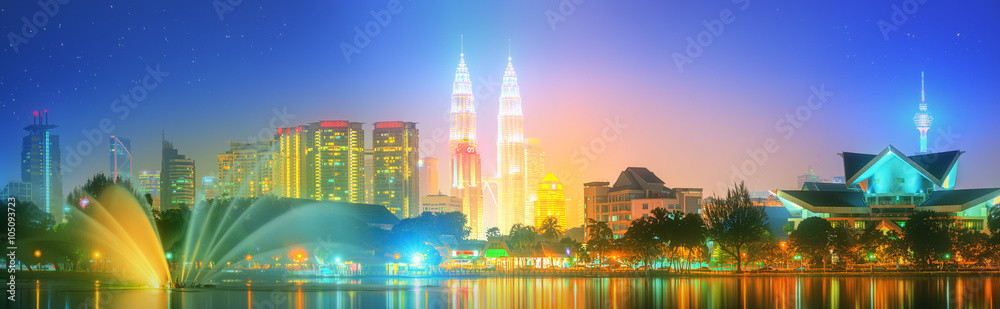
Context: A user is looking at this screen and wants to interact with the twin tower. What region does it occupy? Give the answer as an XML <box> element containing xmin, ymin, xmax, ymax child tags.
<box><xmin>448</xmin><ymin>39</ymin><xmax>539</xmax><ymax>239</ymax></box>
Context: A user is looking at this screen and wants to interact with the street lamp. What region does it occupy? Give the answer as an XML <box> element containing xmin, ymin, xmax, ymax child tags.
<box><xmin>34</xmin><ymin>250</ymin><xmax>41</xmax><ymax>258</ymax></box>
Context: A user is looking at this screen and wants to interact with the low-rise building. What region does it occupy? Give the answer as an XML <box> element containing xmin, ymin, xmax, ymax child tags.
<box><xmin>777</xmin><ymin>145</ymin><xmax>1000</xmax><ymax>232</ymax></box>
<box><xmin>420</xmin><ymin>194</ymin><xmax>463</xmax><ymax>214</ymax></box>
<box><xmin>584</xmin><ymin>167</ymin><xmax>703</xmax><ymax>239</ymax></box>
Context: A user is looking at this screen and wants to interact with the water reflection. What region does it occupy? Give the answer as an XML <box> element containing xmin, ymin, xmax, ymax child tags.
<box><xmin>11</xmin><ymin>274</ymin><xmax>999</xmax><ymax>308</ymax></box>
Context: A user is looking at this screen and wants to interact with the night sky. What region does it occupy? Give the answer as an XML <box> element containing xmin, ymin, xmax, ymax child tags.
<box><xmin>3</xmin><ymin>0</ymin><xmax>1000</xmax><ymax>213</ymax></box>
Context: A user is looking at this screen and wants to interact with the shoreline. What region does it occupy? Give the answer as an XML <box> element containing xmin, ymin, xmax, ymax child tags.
<box><xmin>14</xmin><ymin>269</ymin><xmax>1000</xmax><ymax>283</ymax></box>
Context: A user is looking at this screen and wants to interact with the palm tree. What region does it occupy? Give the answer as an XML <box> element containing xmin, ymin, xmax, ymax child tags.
<box><xmin>508</xmin><ymin>224</ymin><xmax>539</xmax><ymax>267</ymax></box>
<box><xmin>586</xmin><ymin>219</ymin><xmax>613</xmax><ymax>263</ymax></box>
<box><xmin>539</xmin><ymin>216</ymin><xmax>563</xmax><ymax>242</ymax></box>
<box><xmin>486</xmin><ymin>227</ymin><xmax>502</xmax><ymax>239</ymax></box>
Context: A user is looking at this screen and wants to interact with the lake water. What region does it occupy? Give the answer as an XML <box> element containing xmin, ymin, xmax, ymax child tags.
<box><xmin>9</xmin><ymin>274</ymin><xmax>999</xmax><ymax>308</ymax></box>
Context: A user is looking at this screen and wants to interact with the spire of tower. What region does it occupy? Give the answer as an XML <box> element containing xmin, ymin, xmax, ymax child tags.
<box><xmin>507</xmin><ymin>38</ymin><xmax>511</xmax><ymax>61</ymax></box>
<box><xmin>460</xmin><ymin>34</ymin><xmax>464</xmax><ymax>57</ymax></box>
<box><xmin>913</xmin><ymin>71</ymin><xmax>933</xmax><ymax>153</ymax></box>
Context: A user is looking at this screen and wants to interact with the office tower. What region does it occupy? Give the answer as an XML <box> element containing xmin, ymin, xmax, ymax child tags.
<box><xmin>565</xmin><ymin>197</ymin><xmax>585</xmax><ymax>229</ymax></box>
<box><xmin>1</xmin><ymin>181</ymin><xmax>32</xmax><ymax>203</ymax></box>
<box><xmin>21</xmin><ymin>110</ymin><xmax>63</xmax><ymax>221</ymax></box>
<box><xmin>534</xmin><ymin>173</ymin><xmax>567</xmax><ymax>231</ymax></box>
<box><xmin>498</xmin><ymin>49</ymin><xmax>527</xmax><ymax>231</ymax></box>
<box><xmin>913</xmin><ymin>71</ymin><xmax>933</xmax><ymax>153</ymax></box>
<box><xmin>160</xmin><ymin>137</ymin><xmax>196</xmax><ymax>210</ymax></box>
<box><xmin>110</xmin><ymin>136</ymin><xmax>132</xmax><ymax>182</ymax></box>
<box><xmin>276</xmin><ymin>121</ymin><xmax>365</xmax><ymax>202</ymax></box>
<box><xmin>372</xmin><ymin>121</ymin><xmax>420</xmax><ymax>218</ymax></box>
<box><xmin>524</xmin><ymin>137</ymin><xmax>545</xmax><ymax>226</ymax></box>
<box><xmin>276</xmin><ymin>126</ymin><xmax>304</xmax><ymax>198</ymax></box>
<box><xmin>449</xmin><ymin>41</ymin><xmax>484</xmax><ymax>240</ymax></box>
<box><xmin>310</xmin><ymin>121</ymin><xmax>365</xmax><ymax>202</ymax></box>
<box><xmin>137</xmin><ymin>170</ymin><xmax>161</xmax><ymax>211</ymax></box>
<box><xmin>796</xmin><ymin>168</ymin><xmax>820</xmax><ymax>190</ymax></box>
<box><xmin>419</xmin><ymin>157</ymin><xmax>439</xmax><ymax>198</ymax></box>
<box><xmin>201</xmin><ymin>176</ymin><xmax>219</xmax><ymax>201</ymax></box>
<box><xmin>217</xmin><ymin>140</ymin><xmax>278</xmax><ymax>199</ymax></box>
<box><xmin>365</xmin><ymin>149</ymin><xmax>374</xmax><ymax>204</ymax></box>
<box><xmin>481</xmin><ymin>177</ymin><xmax>500</xmax><ymax>230</ymax></box>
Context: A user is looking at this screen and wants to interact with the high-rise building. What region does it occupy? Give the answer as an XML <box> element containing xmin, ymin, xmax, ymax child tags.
<box><xmin>276</xmin><ymin>126</ymin><xmax>304</xmax><ymax>199</ymax></box>
<box><xmin>498</xmin><ymin>51</ymin><xmax>527</xmax><ymax>232</ymax></box>
<box><xmin>419</xmin><ymin>157</ymin><xmax>439</xmax><ymax>197</ymax></box>
<box><xmin>364</xmin><ymin>150</ymin><xmax>374</xmax><ymax>204</ymax></box>
<box><xmin>311</xmin><ymin>121</ymin><xmax>365</xmax><ymax>202</ymax></box>
<box><xmin>482</xmin><ymin>177</ymin><xmax>500</xmax><ymax>231</ymax></box>
<box><xmin>161</xmin><ymin>138</ymin><xmax>196</xmax><ymax>210</ymax></box>
<box><xmin>565</xmin><ymin>197</ymin><xmax>585</xmax><ymax>229</ymax></box>
<box><xmin>524</xmin><ymin>137</ymin><xmax>545</xmax><ymax>226</ymax></box>
<box><xmin>420</xmin><ymin>194</ymin><xmax>463</xmax><ymax>214</ymax></box>
<box><xmin>201</xmin><ymin>176</ymin><xmax>219</xmax><ymax>201</ymax></box>
<box><xmin>449</xmin><ymin>43</ymin><xmax>484</xmax><ymax>240</ymax></box>
<box><xmin>796</xmin><ymin>168</ymin><xmax>820</xmax><ymax>190</ymax></box>
<box><xmin>1</xmin><ymin>181</ymin><xmax>32</xmax><ymax>203</ymax></box>
<box><xmin>372</xmin><ymin>121</ymin><xmax>420</xmax><ymax>218</ymax></box>
<box><xmin>217</xmin><ymin>140</ymin><xmax>278</xmax><ymax>199</ymax></box>
<box><xmin>276</xmin><ymin>121</ymin><xmax>365</xmax><ymax>202</ymax></box>
<box><xmin>137</xmin><ymin>170</ymin><xmax>161</xmax><ymax>211</ymax></box>
<box><xmin>109</xmin><ymin>136</ymin><xmax>132</xmax><ymax>182</ymax></box>
<box><xmin>21</xmin><ymin>111</ymin><xmax>63</xmax><ymax>221</ymax></box>
<box><xmin>534</xmin><ymin>173</ymin><xmax>567</xmax><ymax>230</ymax></box>
<box><xmin>913</xmin><ymin>71</ymin><xmax>933</xmax><ymax>154</ymax></box>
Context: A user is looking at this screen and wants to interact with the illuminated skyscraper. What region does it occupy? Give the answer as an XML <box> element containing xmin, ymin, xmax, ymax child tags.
<box><xmin>913</xmin><ymin>71</ymin><xmax>933</xmax><ymax>153</ymax></box>
<box><xmin>276</xmin><ymin>126</ymin><xmax>304</xmax><ymax>198</ymax></box>
<box><xmin>373</xmin><ymin>121</ymin><xmax>420</xmax><ymax>218</ymax></box>
<box><xmin>449</xmin><ymin>39</ymin><xmax>484</xmax><ymax>240</ymax></box>
<box><xmin>217</xmin><ymin>140</ymin><xmax>278</xmax><ymax>199</ymax></box>
<box><xmin>534</xmin><ymin>173</ymin><xmax>566</xmax><ymax>231</ymax></box>
<box><xmin>524</xmin><ymin>137</ymin><xmax>545</xmax><ymax>226</ymax></box>
<box><xmin>311</xmin><ymin>121</ymin><xmax>365</xmax><ymax>202</ymax></box>
<box><xmin>276</xmin><ymin>121</ymin><xmax>365</xmax><ymax>202</ymax></box>
<box><xmin>21</xmin><ymin>111</ymin><xmax>63</xmax><ymax>221</ymax></box>
<box><xmin>498</xmin><ymin>49</ymin><xmax>526</xmax><ymax>231</ymax></box>
<box><xmin>109</xmin><ymin>136</ymin><xmax>132</xmax><ymax>182</ymax></box>
<box><xmin>201</xmin><ymin>176</ymin><xmax>219</xmax><ymax>201</ymax></box>
<box><xmin>419</xmin><ymin>157</ymin><xmax>439</xmax><ymax>197</ymax></box>
<box><xmin>161</xmin><ymin>137</ymin><xmax>196</xmax><ymax>210</ymax></box>
<box><xmin>137</xmin><ymin>170</ymin><xmax>161</xmax><ymax>211</ymax></box>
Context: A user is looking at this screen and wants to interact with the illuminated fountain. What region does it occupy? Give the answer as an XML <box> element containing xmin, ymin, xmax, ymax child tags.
<box><xmin>65</xmin><ymin>186</ymin><xmax>171</xmax><ymax>288</ymax></box>
<box><xmin>176</xmin><ymin>198</ymin><xmax>377</xmax><ymax>285</ymax></box>
<box><xmin>62</xmin><ymin>166</ymin><xmax>379</xmax><ymax>289</ymax></box>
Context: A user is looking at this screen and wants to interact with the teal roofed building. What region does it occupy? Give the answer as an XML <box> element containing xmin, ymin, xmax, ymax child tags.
<box><xmin>777</xmin><ymin>145</ymin><xmax>1000</xmax><ymax>232</ymax></box>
